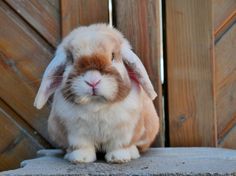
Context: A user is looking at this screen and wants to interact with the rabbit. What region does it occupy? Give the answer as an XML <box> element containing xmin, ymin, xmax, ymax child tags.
<box><xmin>34</xmin><ymin>24</ymin><xmax>159</xmax><ymax>163</ymax></box>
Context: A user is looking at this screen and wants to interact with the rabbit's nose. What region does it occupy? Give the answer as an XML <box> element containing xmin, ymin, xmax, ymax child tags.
<box><xmin>85</xmin><ymin>80</ymin><xmax>101</xmax><ymax>88</ymax></box>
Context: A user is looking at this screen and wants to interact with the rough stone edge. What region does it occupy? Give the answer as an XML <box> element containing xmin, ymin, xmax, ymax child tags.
<box><xmin>1</xmin><ymin>148</ymin><xmax>236</xmax><ymax>176</ymax></box>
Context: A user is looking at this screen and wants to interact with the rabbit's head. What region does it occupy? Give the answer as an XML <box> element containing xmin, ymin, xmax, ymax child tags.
<box><xmin>34</xmin><ymin>24</ymin><xmax>157</xmax><ymax>109</ymax></box>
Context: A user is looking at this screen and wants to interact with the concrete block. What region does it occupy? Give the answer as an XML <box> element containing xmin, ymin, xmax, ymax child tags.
<box><xmin>1</xmin><ymin>148</ymin><xmax>236</xmax><ymax>175</ymax></box>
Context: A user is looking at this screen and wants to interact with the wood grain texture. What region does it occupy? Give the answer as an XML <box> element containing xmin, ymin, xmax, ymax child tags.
<box><xmin>61</xmin><ymin>0</ymin><xmax>109</xmax><ymax>37</ymax></box>
<box><xmin>5</xmin><ymin>0</ymin><xmax>61</xmax><ymax>47</ymax></box>
<box><xmin>47</xmin><ymin>0</ymin><xmax>60</xmax><ymax>11</ymax></box>
<box><xmin>0</xmin><ymin>1</ymin><xmax>52</xmax><ymax>142</ymax></box>
<box><xmin>166</xmin><ymin>0</ymin><xmax>216</xmax><ymax>146</ymax></box>
<box><xmin>218</xmin><ymin>125</ymin><xmax>236</xmax><ymax>149</ymax></box>
<box><xmin>215</xmin><ymin>23</ymin><xmax>236</xmax><ymax>148</ymax></box>
<box><xmin>113</xmin><ymin>0</ymin><xmax>164</xmax><ymax>146</ymax></box>
<box><xmin>0</xmin><ymin>99</ymin><xmax>44</xmax><ymax>171</ymax></box>
<box><xmin>213</xmin><ymin>0</ymin><xmax>236</xmax><ymax>32</ymax></box>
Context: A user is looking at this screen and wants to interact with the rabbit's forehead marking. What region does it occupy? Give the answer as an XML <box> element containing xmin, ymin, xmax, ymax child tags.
<box><xmin>76</xmin><ymin>54</ymin><xmax>110</xmax><ymax>73</ymax></box>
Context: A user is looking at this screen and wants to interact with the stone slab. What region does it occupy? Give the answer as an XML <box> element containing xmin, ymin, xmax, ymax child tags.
<box><xmin>1</xmin><ymin>148</ymin><xmax>236</xmax><ymax>176</ymax></box>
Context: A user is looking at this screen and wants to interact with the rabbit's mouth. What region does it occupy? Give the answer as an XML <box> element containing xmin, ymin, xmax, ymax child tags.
<box><xmin>92</xmin><ymin>88</ymin><xmax>97</xmax><ymax>96</ymax></box>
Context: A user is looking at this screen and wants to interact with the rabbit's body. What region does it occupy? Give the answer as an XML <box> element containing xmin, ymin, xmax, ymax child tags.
<box><xmin>35</xmin><ymin>24</ymin><xmax>159</xmax><ymax>163</ymax></box>
<box><xmin>49</xmin><ymin>81</ymin><xmax>159</xmax><ymax>163</ymax></box>
<box><xmin>51</xmin><ymin>82</ymin><xmax>141</xmax><ymax>149</ymax></box>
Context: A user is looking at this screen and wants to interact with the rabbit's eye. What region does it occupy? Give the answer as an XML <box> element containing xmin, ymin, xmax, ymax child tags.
<box><xmin>111</xmin><ymin>52</ymin><xmax>115</xmax><ymax>61</ymax></box>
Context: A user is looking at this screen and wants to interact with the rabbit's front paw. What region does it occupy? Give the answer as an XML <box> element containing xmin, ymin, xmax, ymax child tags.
<box><xmin>105</xmin><ymin>148</ymin><xmax>131</xmax><ymax>163</ymax></box>
<box><xmin>129</xmin><ymin>145</ymin><xmax>140</xmax><ymax>159</ymax></box>
<box><xmin>64</xmin><ymin>148</ymin><xmax>96</xmax><ymax>163</ymax></box>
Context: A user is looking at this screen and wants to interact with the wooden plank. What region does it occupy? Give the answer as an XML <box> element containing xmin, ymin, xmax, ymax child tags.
<box><xmin>113</xmin><ymin>0</ymin><xmax>164</xmax><ymax>146</ymax></box>
<box><xmin>0</xmin><ymin>99</ymin><xmax>50</xmax><ymax>148</ymax></box>
<box><xmin>214</xmin><ymin>12</ymin><xmax>236</xmax><ymax>43</ymax></box>
<box><xmin>213</xmin><ymin>0</ymin><xmax>236</xmax><ymax>32</ymax></box>
<box><xmin>0</xmin><ymin>1</ymin><xmax>52</xmax><ymax>142</ymax></box>
<box><xmin>166</xmin><ymin>0</ymin><xmax>216</xmax><ymax>146</ymax></box>
<box><xmin>215</xmin><ymin>24</ymin><xmax>236</xmax><ymax>147</ymax></box>
<box><xmin>5</xmin><ymin>0</ymin><xmax>61</xmax><ymax>47</ymax></box>
<box><xmin>218</xmin><ymin>125</ymin><xmax>236</xmax><ymax>149</ymax></box>
<box><xmin>61</xmin><ymin>0</ymin><xmax>109</xmax><ymax>37</ymax></box>
<box><xmin>0</xmin><ymin>100</ymin><xmax>44</xmax><ymax>171</ymax></box>
<box><xmin>47</xmin><ymin>0</ymin><xmax>60</xmax><ymax>11</ymax></box>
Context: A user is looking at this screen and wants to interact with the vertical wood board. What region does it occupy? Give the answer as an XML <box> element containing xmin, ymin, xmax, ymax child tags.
<box><xmin>61</xmin><ymin>0</ymin><xmax>109</xmax><ymax>37</ymax></box>
<box><xmin>166</xmin><ymin>0</ymin><xmax>216</xmax><ymax>146</ymax></box>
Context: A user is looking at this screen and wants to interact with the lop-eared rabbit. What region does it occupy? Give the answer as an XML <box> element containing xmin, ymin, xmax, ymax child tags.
<box><xmin>34</xmin><ymin>24</ymin><xmax>159</xmax><ymax>163</ymax></box>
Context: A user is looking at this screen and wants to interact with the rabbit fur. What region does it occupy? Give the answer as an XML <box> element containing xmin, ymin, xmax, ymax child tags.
<box><xmin>34</xmin><ymin>24</ymin><xmax>159</xmax><ymax>163</ymax></box>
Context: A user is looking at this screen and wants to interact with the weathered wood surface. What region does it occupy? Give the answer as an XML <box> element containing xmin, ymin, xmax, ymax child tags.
<box><xmin>5</xmin><ymin>0</ymin><xmax>61</xmax><ymax>47</ymax></box>
<box><xmin>0</xmin><ymin>0</ymin><xmax>52</xmax><ymax>141</ymax></box>
<box><xmin>166</xmin><ymin>0</ymin><xmax>216</xmax><ymax>146</ymax></box>
<box><xmin>166</xmin><ymin>0</ymin><xmax>236</xmax><ymax>148</ymax></box>
<box><xmin>214</xmin><ymin>1</ymin><xmax>236</xmax><ymax>148</ymax></box>
<box><xmin>113</xmin><ymin>0</ymin><xmax>164</xmax><ymax>147</ymax></box>
<box><xmin>2</xmin><ymin>148</ymin><xmax>236</xmax><ymax>175</ymax></box>
<box><xmin>213</xmin><ymin>0</ymin><xmax>236</xmax><ymax>32</ymax></box>
<box><xmin>61</xmin><ymin>0</ymin><xmax>108</xmax><ymax>37</ymax></box>
<box><xmin>46</xmin><ymin>0</ymin><xmax>59</xmax><ymax>12</ymax></box>
<box><xmin>0</xmin><ymin>99</ymin><xmax>46</xmax><ymax>171</ymax></box>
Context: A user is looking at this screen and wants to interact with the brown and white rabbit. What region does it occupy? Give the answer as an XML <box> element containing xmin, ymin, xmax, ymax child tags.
<box><xmin>34</xmin><ymin>24</ymin><xmax>159</xmax><ymax>163</ymax></box>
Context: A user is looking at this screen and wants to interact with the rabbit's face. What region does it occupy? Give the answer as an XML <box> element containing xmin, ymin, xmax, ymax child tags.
<box><xmin>34</xmin><ymin>24</ymin><xmax>157</xmax><ymax>109</ymax></box>
<box><xmin>61</xmin><ymin>33</ymin><xmax>131</xmax><ymax>104</ymax></box>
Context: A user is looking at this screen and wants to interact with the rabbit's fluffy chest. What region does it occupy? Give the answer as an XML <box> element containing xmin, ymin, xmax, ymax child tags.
<box><xmin>53</xmin><ymin>86</ymin><xmax>142</xmax><ymax>150</ymax></box>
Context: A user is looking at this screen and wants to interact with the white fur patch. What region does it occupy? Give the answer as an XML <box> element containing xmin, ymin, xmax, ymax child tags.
<box><xmin>105</xmin><ymin>148</ymin><xmax>131</xmax><ymax>163</ymax></box>
<box><xmin>96</xmin><ymin>75</ymin><xmax>118</xmax><ymax>100</ymax></box>
<box><xmin>83</xmin><ymin>70</ymin><xmax>102</xmax><ymax>84</ymax></box>
<box><xmin>72</xmin><ymin>72</ymin><xmax>118</xmax><ymax>102</ymax></box>
<box><xmin>129</xmin><ymin>145</ymin><xmax>140</xmax><ymax>159</ymax></box>
<box><xmin>105</xmin><ymin>145</ymin><xmax>140</xmax><ymax>163</ymax></box>
<box><xmin>64</xmin><ymin>148</ymin><xmax>96</xmax><ymax>163</ymax></box>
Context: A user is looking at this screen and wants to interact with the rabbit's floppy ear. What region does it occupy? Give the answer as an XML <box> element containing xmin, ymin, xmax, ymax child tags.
<box><xmin>34</xmin><ymin>46</ymin><xmax>67</xmax><ymax>109</ymax></box>
<box><xmin>121</xmin><ymin>42</ymin><xmax>157</xmax><ymax>100</ymax></box>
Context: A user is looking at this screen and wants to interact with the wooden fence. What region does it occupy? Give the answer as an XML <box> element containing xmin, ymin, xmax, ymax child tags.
<box><xmin>0</xmin><ymin>0</ymin><xmax>235</xmax><ymax>171</ymax></box>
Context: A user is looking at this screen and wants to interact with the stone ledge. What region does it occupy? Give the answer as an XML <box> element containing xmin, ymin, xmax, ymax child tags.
<box><xmin>1</xmin><ymin>148</ymin><xmax>236</xmax><ymax>176</ymax></box>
